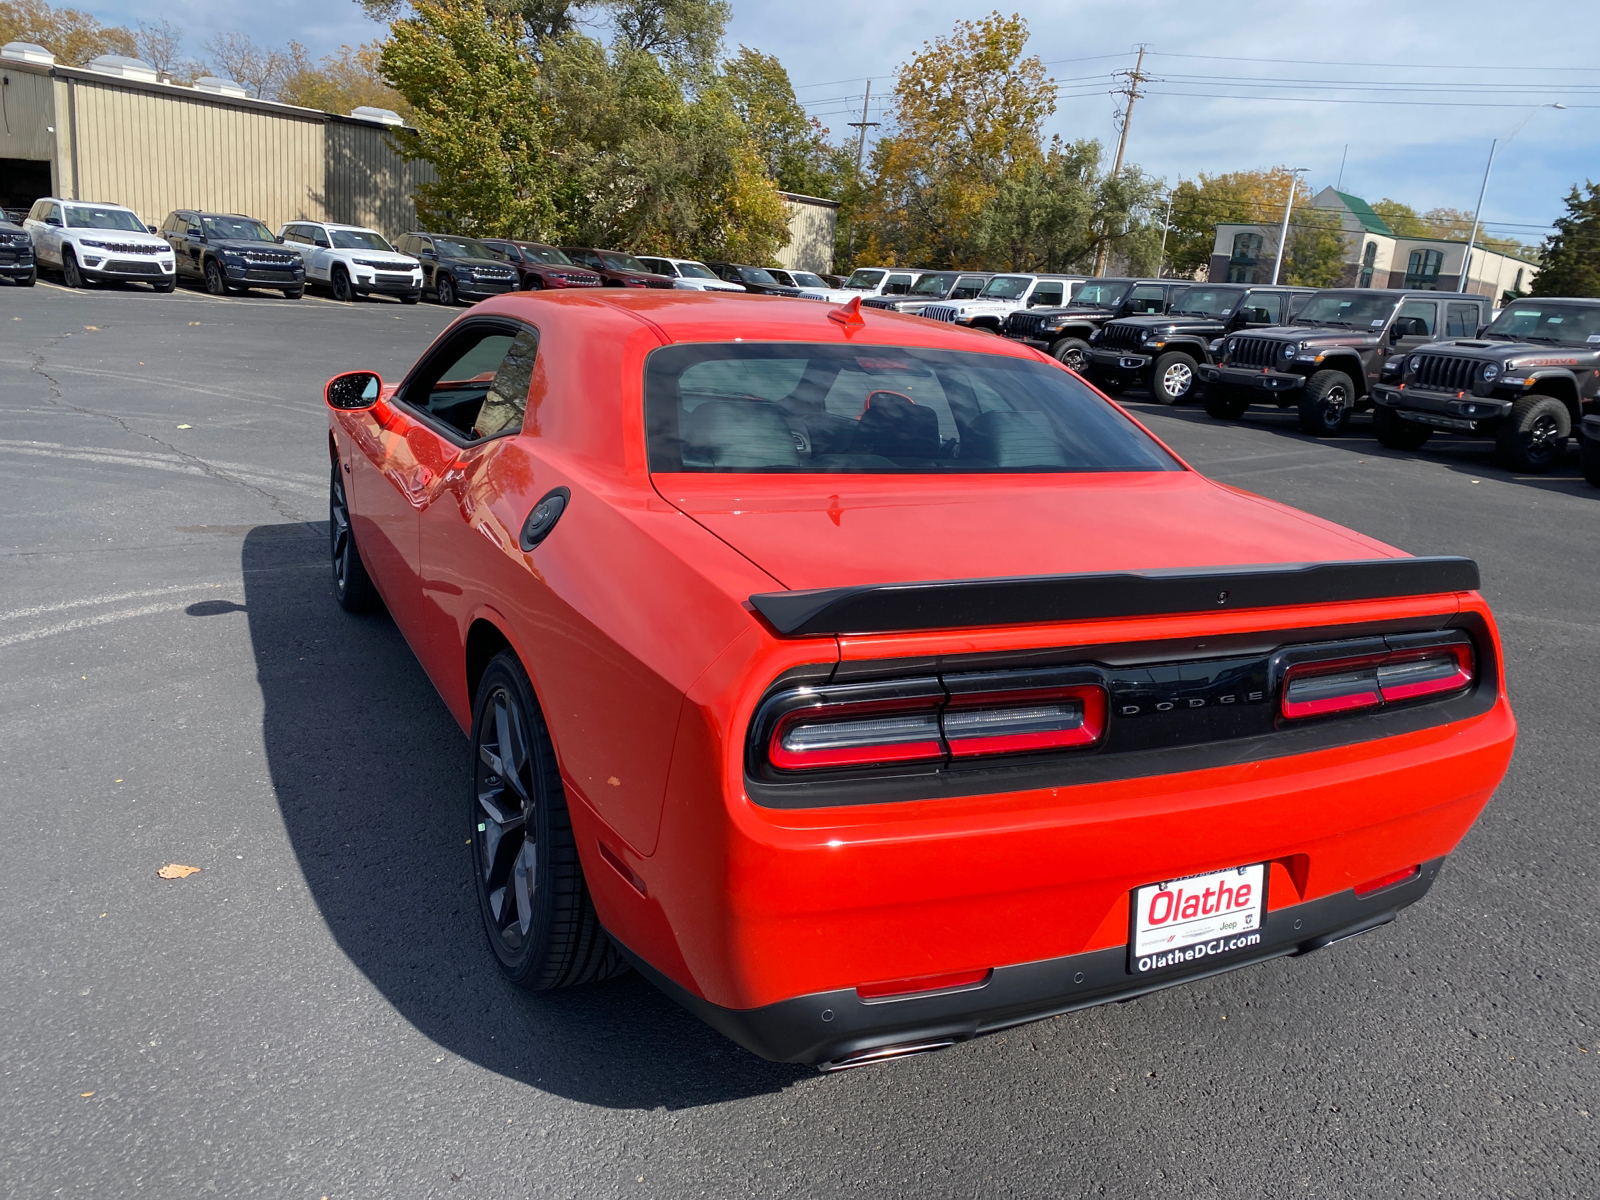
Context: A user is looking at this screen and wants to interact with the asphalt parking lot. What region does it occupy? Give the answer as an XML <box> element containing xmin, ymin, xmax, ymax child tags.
<box><xmin>2</xmin><ymin>279</ymin><xmax>1595</xmax><ymax>1200</ymax></box>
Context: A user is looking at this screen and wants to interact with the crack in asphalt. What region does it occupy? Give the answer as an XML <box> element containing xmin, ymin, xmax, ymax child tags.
<box><xmin>25</xmin><ymin>333</ymin><xmax>309</xmax><ymax>523</ymax></box>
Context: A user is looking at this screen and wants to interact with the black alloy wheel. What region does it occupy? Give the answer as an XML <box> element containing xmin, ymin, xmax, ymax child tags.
<box><xmin>203</xmin><ymin>257</ymin><xmax>228</xmax><ymax>296</ymax></box>
<box><xmin>1373</xmin><ymin>405</ymin><xmax>1432</xmax><ymax>451</ymax></box>
<box><xmin>329</xmin><ymin>462</ymin><xmax>381</xmax><ymax>613</ymax></box>
<box><xmin>470</xmin><ymin>652</ymin><xmax>628</xmax><ymax>990</ymax></box>
<box><xmin>1298</xmin><ymin>369</ymin><xmax>1355</xmax><ymax>436</ymax></box>
<box><xmin>331</xmin><ymin>266</ymin><xmax>355</xmax><ymax>302</ymax></box>
<box><xmin>1203</xmin><ymin>385</ymin><xmax>1250</xmax><ymax>420</ymax></box>
<box><xmin>1151</xmin><ymin>351</ymin><xmax>1198</xmax><ymax>405</ymax></box>
<box><xmin>435</xmin><ymin>273</ymin><xmax>457</xmax><ymax>306</ymax></box>
<box><xmin>1051</xmin><ymin>337</ymin><xmax>1091</xmax><ymax>372</ymax></box>
<box><xmin>1496</xmin><ymin>394</ymin><xmax>1570</xmax><ymax>474</ymax></box>
<box><xmin>61</xmin><ymin>248</ymin><xmax>85</xmax><ymax>288</ymax></box>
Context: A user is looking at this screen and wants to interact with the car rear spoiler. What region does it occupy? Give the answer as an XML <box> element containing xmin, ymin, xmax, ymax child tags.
<box><xmin>748</xmin><ymin>556</ymin><xmax>1480</xmax><ymax>637</ymax></box>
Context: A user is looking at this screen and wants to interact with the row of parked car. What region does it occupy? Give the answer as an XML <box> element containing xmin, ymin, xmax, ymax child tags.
<box><xmin>839</xmin><ymin>264</ymin><xmax>1598</xmax><ymax>487</ymax></box>
<box><xmin>0</xmin><ymin>195</ymin><xmax>852</xmax><ymax>306</ymax></box>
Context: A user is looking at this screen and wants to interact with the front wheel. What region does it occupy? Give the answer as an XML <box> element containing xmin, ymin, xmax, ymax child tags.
<box><xmin>151</xmin><ymin>279</ymin><xmax>175</xmax><ymax>293</ymax></box>
<box><xmin>203</xmin><ymin>257</ymin><xmax>228</xmax><ymax>296</ymax></box>
<box><xmin>1151</xmin><ymin>352</ymin><xmax>1199</xmax><ymax>405</ymax></box>
<box><xmin>331</xmin><ymin>266</ymin><xmax>355</xmax><ymax>302</ymax></box>
<box><xmin>61</xmin><ymin>248</ymin><xmax>86</xmax><ymax>288</ymax></box>
<box><xmin>1298</xmin><ymin>369</ymin><xmax>1355</xmax><ymax>436</ymax></box>
<box><xmin>470</xmin><ymin>652</ymin><xmax>629</xmax><ymax>991</ymax></box>
<box><xmin>401</xmin><ymin>292</ymin><xmax>420</xmax><ymax>305</ymax></box>
<box><xmin>282</xmin><ymin>286</ymin><xmax>303</xmax><ymax>300</ymax></box>
<box><xmin>435</xmin><ymin>273</ymin><xmax>457</xmax><ymax>306</ymax></box>
<box><xmin>1496</xmin><ymin>394</ymin><xmax>1570</xmax><ymax>473</ymax></box>
<box><xmin>330</xmin><ymin>462</ymin><xmax>381</xmax><ymax>613</ymax></box>
<box><xmin>1203</xmin><ymin>385</ymin><xmax>1250</xmax><ymax>420</ymax></box>
<box><xmin>1373</xmin><ymin>405</ymin><xmax>1432</xmax><ymax>451</ymax></box>
<box><xmin>1050</xmin><ymin>337</ymin><xmax>1091</xmax><ymax>372</ymax></box>
<box><xmin>19</xmin><ymin>270</ymin><xmax>36</xmax><ymax>287</ymax></box>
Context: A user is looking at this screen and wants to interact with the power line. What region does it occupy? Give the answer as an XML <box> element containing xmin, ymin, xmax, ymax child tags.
<box><xmin>1147</xmin><ymin>50</ymin><xmax>1600</xmax><ymax>73</ymax></box>
<box><xmin>1132</xmin><ymin>90</ymin><xmax>1600</xmax><ymax>109</ymax></box>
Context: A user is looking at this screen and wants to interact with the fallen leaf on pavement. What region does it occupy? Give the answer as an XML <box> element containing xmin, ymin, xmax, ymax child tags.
<box><xmin>157</xmin><ymin>864</ymin><xmax>201</xmax><ymax>879</ymax></box>
<box><xmin>81</xmin><ymin>1092</ymin><xmax>94</xmax><ymax>1097</ymax></box>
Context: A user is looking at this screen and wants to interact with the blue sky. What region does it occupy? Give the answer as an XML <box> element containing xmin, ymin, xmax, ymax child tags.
<box><xmin>88</xmin><ymin>0</ymin><xmax>1600</xmax><ymax>245</ymax></box>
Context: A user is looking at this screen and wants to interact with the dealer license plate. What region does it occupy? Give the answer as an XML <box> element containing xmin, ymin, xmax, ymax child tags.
<box><xmin>1130</xmin><ymin>863</ymin><xmax>1267</xmax><ymax>975</ymax></box>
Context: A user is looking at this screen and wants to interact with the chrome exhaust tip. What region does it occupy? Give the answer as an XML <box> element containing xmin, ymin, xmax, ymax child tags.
<box><xmin>816</xmin><ymin>1038</ymin><xmax>957</xmax><ymax>1072</ymax></box>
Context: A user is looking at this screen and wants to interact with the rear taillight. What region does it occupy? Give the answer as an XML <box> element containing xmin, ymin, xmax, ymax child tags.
<box><xmin>1354</xmin><ymin>864</ymin><xmax>1421</xmax><ymax>897</ymax></box>
<box><xmin>757</xmin><ymin>671</ymin><xmax>1107</xmax><ymax>774</ymax></box>
<box><xmin>1280</xmin><ymin>634</ymin><xmax>1473</xmax><ymax>721</ymax></box>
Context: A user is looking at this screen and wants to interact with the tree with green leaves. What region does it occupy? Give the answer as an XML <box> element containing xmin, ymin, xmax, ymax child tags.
<box><xmin>382</xmin><ymin>0</ymin><xmax>557</xmax><ymax>238</ymax></box>
<box><xmin>1531</xmin><ymin>182</ymin><xmax>1600</xmax><ymax>297</ymax></box>
<box><xmin>723</xmin><ymin>46</ymin><xmax>841</xmax><ymax>198</ymax></box>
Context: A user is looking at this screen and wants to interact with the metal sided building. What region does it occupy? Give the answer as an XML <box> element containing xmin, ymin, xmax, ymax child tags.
<box><xmin>0</xmin><ymin>44</ymin><xmax>434</xmax><ymax>236</ymax></box>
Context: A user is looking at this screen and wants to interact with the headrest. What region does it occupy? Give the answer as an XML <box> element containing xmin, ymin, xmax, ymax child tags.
<box><xmin>680</xmin><ymin>398</ymin><xmax>800</xmax><ymax>469</ymax></box>
<box><xmin>851</xmin><ymin>391</ymin><xmax>940</xmax><ymax>460</ymax></box>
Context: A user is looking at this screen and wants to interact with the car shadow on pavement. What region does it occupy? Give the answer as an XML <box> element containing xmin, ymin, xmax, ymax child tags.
<box><xmin>242</xmin><ymin>523</ymin><xmax>810</xmax><ymax>1109</ymax></box>
<box><xmin>1123</xmin><ymin>398</ymin><xmax>1592</xmax><ymax>498</ymax></box>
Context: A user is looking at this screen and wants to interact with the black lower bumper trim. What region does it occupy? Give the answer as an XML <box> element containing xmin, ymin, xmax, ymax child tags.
<box><xmin>1087</xmin><ymin>349</ymin><xmax>1152</xmax><ymax>372</ymax></box>
<box><xmin>1204</xmin><ymin>366</ymin><xmax>1306</xmax><ymax>393</ymax></box>
<box><xmin>618</xmin><ymin>857</ymin><xmax>1445</xmax><ymax>1067</ymax></box>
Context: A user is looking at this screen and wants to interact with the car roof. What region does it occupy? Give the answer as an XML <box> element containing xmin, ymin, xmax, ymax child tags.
<box><xmin>49</xmin><ymin>198</ymin><xmax>135</xmax><ymax>210</ymax></box>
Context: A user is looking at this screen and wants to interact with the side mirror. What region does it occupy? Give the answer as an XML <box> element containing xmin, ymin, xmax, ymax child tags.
<box><xmin>1477</xmin><ymin>324</ymin><xmax>1489</xmax><ymax>338</ymax></box>
<box><xmin>44</xmin><ymin>217</ymin><xmax>61</xmax><ymax>227</ymax></box>
<box><xmin>275</xmin><ymin>234</ymin><xmax>285</xmax><ymax>244</ymax></box>
<box><xmin>147</xmin><ymin>224</ymin><xmax>158</xmax><ymax>234</ymax></box>
<box><xmin>1389</xmin><ymin>323</ymin><xmax>1407</xmax><ymax>344</ymax></box>
<box><xmin>326</xmin><ymin>371</ymin><xmax>383</xmax><ymax>410</ymax></box>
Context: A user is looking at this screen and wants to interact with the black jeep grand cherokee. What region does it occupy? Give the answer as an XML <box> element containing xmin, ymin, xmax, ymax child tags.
<box><xmin>1369</xmin><ymin>296</ymin><xmax>1600</xmax><ymax>474</ymax></box>
<box><xmin>1085</xmin><ymin>283</ymin><xmax>1313</xmax><ymax>404</ymax></box>
<box><xmin>1197</xmin><ymin>289</ymin><xmax>1490</xmax><ymax>436</ymax></box>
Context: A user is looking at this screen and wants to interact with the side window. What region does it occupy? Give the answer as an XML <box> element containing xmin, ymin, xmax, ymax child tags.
<box><xmin>1398</xmin><ymin>300</ymin><xmax>1437</xmax><ymax>336</ymax></box>
<box><xmin>1446</xmin><ymin>302</ymin><xmax>1479</xmax><ymax>338</ymax></box>
<box><xmin>401</xmin><ymin>325</ymin><xmax>539</xmax><ymax>441</ymax></box>
<box><xmin>1029</xmin><ymin>282</ymin><xmax>1064</xmax><ymax>307</ymax></box>
<box><xmin>186</xmin><ymin>216</ymin><xmax>203</xmax><ymax>236</ymax></box>
<box><xmin>1245</xmin><ymin>292</ymin><xmax>1283</xmax><ymax>323</ymax></box>
<box><xmin>27</xmin><ymin>200</ymin><xmax>44</xmax><ymax>221</ymax></box>
<box><xmin>47</xmin><ymin>203</ymin><xmax>63</xmax><ymax>224</ymax></box>
<box><xmin>1228</xmin><ymin>232</ymin><xmax>1262</xmax><ymax>283</ymax></box>
<box><xmin>1128</xmin><ymin>285</ymin><xmax>1165</xmax><ymax>313</ymax></box>
<box><xmin>953</xmin><ymin>276</ymin><xmax>986</xmax><ymax>300</ymax></box>
<box><xmin>884</xmin><ymin>274</ymin><xmax>913</xmax><ymax>295</ymax></box>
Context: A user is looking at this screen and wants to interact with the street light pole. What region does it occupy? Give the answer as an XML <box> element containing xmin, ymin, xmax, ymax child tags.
<box><xmin>1270</xmin><ymin>168</ymin><xmax>1307</xmax><ymax>287</ymax></box>
<box><xmin>1462</xmin><ymin>103</ymin><xmax>1563</xmax><ymax>297</ymax></box>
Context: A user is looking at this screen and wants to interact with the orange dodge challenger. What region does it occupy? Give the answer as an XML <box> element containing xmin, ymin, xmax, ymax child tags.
<box><xmin>323</xmin><ymin>290</ymin><xmax>1515</xmax><ymax>1070</ymax></box>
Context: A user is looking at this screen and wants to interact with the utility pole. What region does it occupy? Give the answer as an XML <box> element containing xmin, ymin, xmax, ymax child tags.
<box><xmin>1335</xmin><ymin>144</ymin><xmax>1348</xmax><ymax>191</ymax></box>
<box><xmin>1461</xmin><ymin>139</ymin><xmax>1496</xmax><ymax>299</ymax></box>
<box><xmin>1156</xmin><ymin>191</ymin><xmax>1174</xmax><ymax>278</ymax></box>
<box><xmin>1270</xmin><ymin>167</ymin><xmax>1308</xmax><ymax>286</ymax></box>
<box><xmin>844</xmin><ymin>81</ymin><xmax>880</xmax><ymax>270</ymax></box>
<box><xmin>1095</xmin><ymin>44</ymin><xmax>1148</xmax><ymax>276</ymax></box>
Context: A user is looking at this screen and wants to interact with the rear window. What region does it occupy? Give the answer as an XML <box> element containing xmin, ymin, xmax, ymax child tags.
<box><xmin>645</xmin><ymin>344</ymin><xmax>1181</xmax><ymax>474</ymax></box>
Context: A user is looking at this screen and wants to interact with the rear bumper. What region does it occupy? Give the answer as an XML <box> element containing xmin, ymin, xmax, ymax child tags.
<box><xmin>623</xmin><ymin>860</ymin><xmax>1444</xmax><ymax>1067</ymax></box>
<box><xmin>1200</xmin><ymin>365</ymin><xmax>1306</xmax><ymax>394</ymax></box>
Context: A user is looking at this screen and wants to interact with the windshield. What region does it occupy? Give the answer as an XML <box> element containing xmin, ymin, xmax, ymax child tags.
<box><xmin>330</xmin><ymin>228</ymin><xmax>394</xmax><ymax>251</ymax></box>
<box><xmin>1484</xmin><ymin>302</ymin><xmax>1600</xmax><ymax>344</ymax></box>
<box><xmin>911</xmin><ymin>273</ymin><xmax>958</xmax><ymax>296</ymax></box>
<box><xmin>1170</xmin><ymin>287</ymin><xmax>1244</xmax><ymax>317</ymax></box>
<box><xmin>979</xmin><ymin>276</ymin><xmax>1031</xmax><ymax>300</ymax></box>
<box><xmin>200</xmin><ymin>215</ymin><xmax>276</xmax><ymax>242</ymax></box>
<box><xmin>599</xmin><ymin>250</ymin><xmax>652</xmax><ymax>273</ymax></box>
<box><xmin>739</xmin><ymin>267</ymin><xmax>779</xmax><ymax>286</ymax></box>
<box><xmin>843</xmin><ymin>269</ymin><xmax>886</xmax><ymax>289</ymax></box>
<box><xmin>434</xmin><ymin>236</ymin><xmax>494</xmax><ymax>259</ymax></box>
<box><xmin>676</xmin><ymin>261</ymin><xmax>717</xmax><ymax>279</ymax></box>
<box><xmin>789</xmin><ymin>271</ymin><xmax>827</xmax><ymax>288</ymax></box>
<box><xmin>1293</xmin><ymin>293</ymin><xmax>1398</xmax><ymax>328</ymax></box>
<box><xmin>518</xmin><ymin>244</ymin><xmax>573</xmax><ymax>265</ymax></box>
<box><xmin>64</xmin><ymin>205</ymin><xmax>147</xmax><ymax>233</ymax></box>
<box><xmin>646</xmin><ymin>344</ymin><xmax>1181</xmax><ymax>474</ymax></box>
<box><xmin>1071</xmin><ymin>281</ymin><xmax>1132</xmax><ymax>309</ymax></box>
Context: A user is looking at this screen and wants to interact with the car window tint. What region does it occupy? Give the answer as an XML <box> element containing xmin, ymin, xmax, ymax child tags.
<box><xmin>404</xmin><ymin>327</ymin><xmax>538</xmax><ymax>440</ymax></box>
<box><xmin>952</xmin><ymin>276</ymin><xmax>987</xmax><ymax>300</ymax></box>
<box><xmin>1445</xmin><ymin>302</ymin><xmax>1479</xmax><ymax>338</ymax></box>
<box><xmin>1242</xmin><ymin>292</ymin><xmax>1282</xmax><ymax>323</ymax></box>
<box><xmin>1128</xmin><ymin>285</ymin><xmax>1166</xmax><ymax>312</ymax></box>
<box><xmin>1030</xmin><ymin>282</ymin><xmax>1065</xmax><ymax>306</ymax></box>
<box><xmin>1398</xmin><ymin>300</ymin><xmax>1437</xmax><ymax>335</ymax></box>
<box><xmin>646</xmin><ymin>344</ymin><xmax>1181</xmax><ymax>474</ymax></box>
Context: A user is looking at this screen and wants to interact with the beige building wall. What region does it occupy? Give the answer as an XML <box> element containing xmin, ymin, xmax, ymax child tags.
<box><xmin>0</xmin><ymin>66</ymin><xmax>58</xmax><ymax>164</ymax></box>
<box><xmin>323</xmin><ymin>120</ymin><xmax>435</xmax><ymax>236</ymax></box>
<box><xmin>775</xmin><ymin>192</ymin><xmax>839</xmax><ymax>275</ymax></box>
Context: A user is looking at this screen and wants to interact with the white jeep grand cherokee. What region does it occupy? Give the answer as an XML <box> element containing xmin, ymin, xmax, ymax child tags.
<box><xmin>278</xmin><ymin>221</ymin><xmax>424</xmax><ymax>303</ymax></box>
<box><xmin>25</xmin><ymin>198</ymin><xmax>176</xmax><ymax>290</ymax></box>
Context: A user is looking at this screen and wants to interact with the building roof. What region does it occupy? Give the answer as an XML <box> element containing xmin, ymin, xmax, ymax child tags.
<box><xmin>1331</xmin><ymin>191</ymin><xmax>1395</xmax><ymax>237</ymax></box>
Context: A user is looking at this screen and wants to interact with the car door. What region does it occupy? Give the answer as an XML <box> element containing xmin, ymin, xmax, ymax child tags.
<box><xmin>296</xmin><ymin>225</ymin><xmax>329</xmax><ymax>281</ymax></box>
<box><xmin>31</xmin><ymin>201</ymin><xmax>64</xmax><ymax>264</ymax></box>
<box><xmin>1445</xmin><ymin>300</ymin><xmax>1481</xmax><ymax>339</ymax></box>
<box><xmin>1385</xmin><ymin>299</ymin><xmax>1441</xmax><ymax>383</ymax></box>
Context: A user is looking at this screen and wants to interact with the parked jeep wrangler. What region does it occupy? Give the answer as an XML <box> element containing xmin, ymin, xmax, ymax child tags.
<box><xmin>862</xmin><ymin>270</ymin><xmax>994</xmax><ymax>315</ymax></box>
<box><xmin>1197</xmin><ymin>289</ymin><xmax>1491</xmax><ymax>436</ymax></box>
<box><xmin>1084</xmin><ymin>284</ymin><xmax>1315</xmax><ymax>404</ymax></box>
<box><xmin>1368</xmin><ymin>296</ymin><xmax>1600</xmax><ymax>474</ymax></box>
<box><xmin>1002</xmin><ymin>279</ymin><xmax>1189</xmax><ymax>374</ymax></box>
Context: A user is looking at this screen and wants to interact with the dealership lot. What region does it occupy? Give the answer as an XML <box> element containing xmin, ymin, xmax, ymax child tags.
<box><xmin>1</xmin><ymin>283</ymin><xmax>1595</xmax><ymax>1198</ymax></box>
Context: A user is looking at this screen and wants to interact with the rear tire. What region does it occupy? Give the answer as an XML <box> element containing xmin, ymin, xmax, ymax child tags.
<box><xmin>1151</xmin><ymin>352</ymin><xmax>1199</xmax><ymax>405</ymax></box>
<box><xmin>330</xmin><ymin>463</ymin><xmax>381</xmax><ymax>613</ymax></box>
<box><xmin>1581</xmin><ymin>428</ymin><xmax>1600</xmax><ymax>487</ymax></box>
<box><xmin>1373</xmin><ymin>405</ymin><xmax>1432</xmax><ymax>451</ymax></box>
<box><xmin>1050</xmin><ymin>337</ymin><xmax>1091</xmax><ymax>372</ymax></box>
<box><xmin>1298</xmin><ymin>369</ymin><xmax>1355</xmax><ymax>436</ymax></box>
<box><xmin>1204</xmin><ymin>386</ymin><xmax>1249</xmax><ymax>420</ymax></box>
<box><xmin>470</xmin><ymin>652</ymin><xmax>629</xmax><ymax>991</ymax></box>
<box><xmin>1495</xmin><ymin>394</ymin><xmax>1570</xmax><ymax>473</ymax></box>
